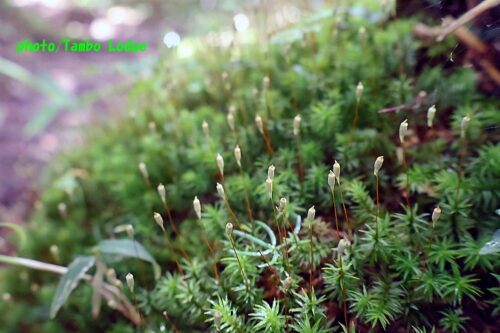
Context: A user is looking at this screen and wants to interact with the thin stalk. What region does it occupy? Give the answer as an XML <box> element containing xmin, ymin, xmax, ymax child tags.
<box><xmin>258</xmin><ymin>250</ymin><xmax>280</xmax><ymax>286</ymax></box>
<box><xmin>309</xmin><ymin>225</ymin><xmax>314</xmax><ymax>293</ymax></box>
<box><xmin>160</xmin><ymin>230</ymin><xmax>184</xmax><ymax>276</ymax></box>
<box><xmin>339</xmin><ymin>256</ymin><xmax>349</xmax><ymax>333</ymax></box>
<box><xmin>161</xmin><ymin>200</ymin><xmax>190</xmax><ymax>261</ymax></box>
<box><xmin>224</xmin><ymin>197</ymin><xmax>242</xmax><ymax>230</ymax></box>
<box><xmin>375</xmin><ymin>175</ymin><xmax>380</xmax><ymax>241</ymax></box>
<box><xmin>228</xmin><ymin>235</ymin><xmax>249</xmax><ymax>290</ymax></box>
<box><xmin>130</xmin><ymin>289</ymin><xmax>143</xmax><ymax>331</ymax></box>
<box><xmin>280</xmin><ymin>213</ymin><xmax>291</xmax><ymax>275</ymax></box>
<box><xmin>348</xmin><ymin>96</ymin><xmax>361</xmax><ymax>146</ymax></box>
<box><xmin>294</xmin><ymin>134</ymin><xmax>305</xmax><ymax>185</ymax></box>
<box><xmin>338</xmin><ymin>182</ymin><xmax>352</xmax><ymax>243</ymax></box>
<box><xmin>330</xmin><ymin>188</ymin><xmax>341</xmax><ymax>239</ymax></box>
<box><xmin>270</xmin><ymin>195</ymin><xmax>287</xmax><ymax>270</ymax></box>
<box><xmin>262</xmin><ymin>129</ymin><xmax>275</xmax><ymax>156</ymax></box>
<box><xmin>238</xmin><ymin>165</ymin><xmax>254</xmax><ymax>223</ymax></box>
<box><xmin>401</xmin><ymin>146</ymin><xmax>414</xmax><ymax>238</ymax></box>
<box><xmin>197</xmin><ymin>217</ymin><xmax>220</xmax><ymax>282</ymax></box>
<box><xmin>423</xmin><ymin>222</ymin><xmax>436</xmax><ymax>271</ymax></box>
<box><xmin>401</xmin><ymin>147</ymin><xmax>412</xmax><ymax>210</ymax></box>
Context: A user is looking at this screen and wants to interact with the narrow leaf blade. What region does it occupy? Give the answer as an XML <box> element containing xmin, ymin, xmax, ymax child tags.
<box><xmin>50</xmin><ymin>256</ymin><xmax>95</xmax><ymax>318</ymax></box>
<box><xmin>99</xmin><ymin>239</ymin><xmax>160</xmax><ymax>279</ymax></box>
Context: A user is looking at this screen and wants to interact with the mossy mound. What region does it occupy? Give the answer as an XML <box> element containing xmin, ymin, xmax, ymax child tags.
<box><xmin>1</xmin><ymin>4</ymin><xmax>499</xmax><ymax>333</ymax></box>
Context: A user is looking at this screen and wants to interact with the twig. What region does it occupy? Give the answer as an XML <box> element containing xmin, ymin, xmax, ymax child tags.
<box><xmin>437</xmin><ymin>0</ymin><xmax>500</xmax><ymax>41</ymax></box>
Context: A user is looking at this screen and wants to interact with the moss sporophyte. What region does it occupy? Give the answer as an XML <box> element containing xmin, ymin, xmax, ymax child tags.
<box><xmin>3</xmin><ymin>4</ymin><xmax>499</xmax><ymax>332</ymax></box>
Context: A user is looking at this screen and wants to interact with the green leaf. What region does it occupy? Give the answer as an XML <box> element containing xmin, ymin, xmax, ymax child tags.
<box><xmin>98</xmin><ymin>239</ymin><xmax>160</xmax><ymax>279</ymax></box>
<box><xmin>50</xmin><ymin>256</ymin><xmax>95</xmax><ymax>318</ymax></box>
<box><xmin>0</xmin><ymin>222</ymin><xmax>27</xmax><ymax>248</ymax></box>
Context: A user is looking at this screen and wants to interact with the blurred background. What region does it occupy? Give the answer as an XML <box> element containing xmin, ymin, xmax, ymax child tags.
<box><xmin>0</xmin><ymin>0</ymin><xmax>498</xmax><ymax>253</ymax></box>
<box><xmin>0</xmin><ymin>0</ymin><xmax>306</xmax><ymax>238</ymax></box>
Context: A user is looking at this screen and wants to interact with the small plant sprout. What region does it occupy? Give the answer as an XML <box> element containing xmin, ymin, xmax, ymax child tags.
<box><xmin>126</xmin><ymin>272</ymin><xmax>141</xmax><ymax>324</ymax></box>
<box><xmin>255</xmin><ymin>114</ymin><xmax>264</xmax><ymax>134</ymax></box>
<box><xmin>328</xmin><ymin>170</ymin><xmax>336</xmax><ymax>192</ymax></box>
<box><xmin>202</xmin><ymin>120</ymin><xmax>210</xmax><ymax>138</ymax></box>
<box><xmin>157</xmin><ymin>183</ymin><xmax>167</xmax><ymax>206</ymax></box>
<box><xmin>279</xmin><ymin>197</ymin><xmax>287</xmax><ymax>212</ymax></box>
<box><xmin>461</xmin><ymin>114</ymin><xmax>471</xmax><ymax>138</ymax></box>
<box><xmin>425</xmin><ymin>206</ymin><xmax>442</xmax><ymax>270</ymax></box>
<box><xmin>138</xmin><ymin>162</ymin><xmax>150</xmax><ymax>186</ymax></box>
<box><xmin>154</xmin><ymin>212</ymin><xmax>184</xmax><ymax>274</ymax></box>
<box><xmin>399</xmin><ymin>120</ymin><xmax>412</xmax><ymax>212</ymax></box>
<box><xmin>328</xmin><ymin>170</ymin><xmax>341</xmax><ymax>238</ymax></box>
<box><xmin>50</xmin><ymin>245</ymin><xmax>59</xmax><ymax>263</ymax></box>
<box><xmin>234</xmin><ymin>145</ymin><xmax>253</xmax><ymax>222</ymax></box>
<box><xmin>268</xmin><ymin>164</ymin><xmax>275</xmax><ymax>180</ymax></box>
<box><xmin>153</xmin><ymin>212</ymin><xmax>165</xmax><ymax>232</ymax></box>
<box><xmin>216</xmin><ymin>182</ymin><xmax>225</xmax><ymax>199</ymax></box>
<box><xmin>263</xmin><ymin>75</ymin><xmax>270</xmax><ymax>90</ymax></box>
<box><xmin>427</xmin><ymin>105</ymin><xmax>437</xmax><ymax>127</ymax></box>
<box><xmin>225</xmin><ymin>221</ymin><xmax>233</xmax><ymax>237</ymax></box>
<box><xmin>432</xmin><ymin>206</ymin><xmax>441</xmax><ymax>226</ymax></box>
<box><xmin>373</xmin><ymin>156</ymin><xmax>384</xmax><ymax>239</ymax></box>
<box><xmin>430</xmin><ymin>206</ymin><xmax>441</xmax><ymax>246</ymax></box>
<box><xmin>226</xmin><ymin>222</ymin><xmax>249</xmax><ymax>288</ymax></box>
<box><xmin>399</xmin><ymin>119</ymin><xmax>409</xmax><ymax>144</ymax></box>
<box><xmin>193</xmin><ymin>196</ymin><xmax>202</xmax><ymax>220</ymax></box>
<box><xmin>255</xmin><ymin>114</ymin><xmax>274</xmax><ymax>154</ymax></box>
<box><xmin>156</xmin><ymin>185</ymin><xmax>190</xmax><ymax>262</ymax></box>
<box><xmin>265</xmin><ymin>178</ymin><xmax>273</xmax><ymax>198</ymax></box>
<box><xmin>216</xmin><ymin>153</ymin><xmax>224</xmax><ymax>180</ymax></box>
<box><xmin>126</xmin><ymin>273</ymin><xmax>134</xmax><ymax>293</ymax></box>
<box><xmin>356</xmin><ymin>81</ymin><xmax>364</xmax><ymax>101</ymax></box>
<box><xmin>333</xmin><ymin>161</ymin><xmax>341</xmax><ymax>184</ymax></box>
<box><xmin>194</xmin><ymin>196</ymin><xmax>218</xmax><ymax>280</ymax></box>
<box><xmin>57</xmin><ymin>202</ymin><xmax>67</xmax><ymax>219</ymax></box>
<box><xmin>337</xmin><ymin>238</ymin><xmax>348</xmax><ymax>261</ymax></box>
<box><xmin>307</xmin><ymin>205</ymin><xmax>316</xmax><ymax>291</ymax></box>
<box><xmin>349</xmin><ymin>81</ymin><xmax>364</xmax><ymax>144</ymax></box>
<box><xmin>279</xmin><ymin>197</ymin><xmax>292</xmax><ymax>272</ymax></box>
<box><xmin>293</xmin><ymin>114</ymin><xmax>305</xmax><ymax>183</ymax></box>
<box><xmin>234</xmin><ymin>145</ymin><xmax>241</xmax><ymax>167</ymax></box>
<box><xmin>333</xmin><ymin>161</ymin><xmax>352</xmax><ymax>242</ymax></box>
<box><xmin>307</xmin><ymin>206</ymin><xmax>316</xmax><ymax>221</ymax></box>
<box><xmin>217</xmin><ymin>182</ymin><xmax>241</xmax><ymax>229</ymax></box>
<box><xmin>293</xmin><ymin>115</ymin><xmax>301</xmax><ymax>137</ymax></box>
<box><xmin>227</xmin><ymin>111</ymin><xmax>235</xmax><ymax>132</ymax></box>
<box><xmin>374</xmin><ymin>156</ymin><xmax>384</xmax><ymax>177</ymax></box>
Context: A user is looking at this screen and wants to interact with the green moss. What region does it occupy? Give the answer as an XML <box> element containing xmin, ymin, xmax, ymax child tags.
<box><xmin>1</xmin><ymin>4</ymin><xmax>499</xmax><ymax>333</ymax></box>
